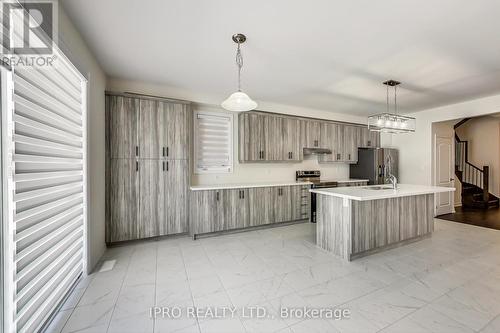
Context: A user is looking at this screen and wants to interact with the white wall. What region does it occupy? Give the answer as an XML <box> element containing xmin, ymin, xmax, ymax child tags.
<box><xmin>382</xmin><ymin>94</ymin><xmax>500</xmax><ymax>188</ymax></box>
<box><xmin>456</xmin><ymin>116</ymin><xmax>500</xmax><ymax>197</ymax></box>
<box><xmin>107</xmin><ymin>79</ymin><xmax>369</xmax><ymax>185</ymax></box>
<box><xmin>58</xmin><ymin>6</ymin><xmax>107</xmax><ymax>273</ymax></box>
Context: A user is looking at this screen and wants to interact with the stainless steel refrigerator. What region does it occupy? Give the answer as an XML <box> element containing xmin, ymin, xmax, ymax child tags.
<box><xmin>349</xmin><ymin>148</ymin><xmax>399</xmax><ymax>185</ymax></box>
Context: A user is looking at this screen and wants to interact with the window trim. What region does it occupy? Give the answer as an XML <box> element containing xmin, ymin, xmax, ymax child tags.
<box><xmin>193</xmin><ymin>110</ymin><xmax>234</xmax><ymax>174</ymax></box>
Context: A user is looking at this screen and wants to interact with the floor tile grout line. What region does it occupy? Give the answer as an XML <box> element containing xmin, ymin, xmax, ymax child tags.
<box><xmin>179</xmin><ymin>243</ymin><xmax>203</xmax><ymax>333</ymax></box>
<box><xmin>104</xmin><ymin>243</ymin><xmax>135</xmax><ymax>333</ymax></box>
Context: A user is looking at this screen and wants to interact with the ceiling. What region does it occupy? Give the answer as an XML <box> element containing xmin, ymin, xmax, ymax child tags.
<box><xmin>61</xmin><ymin>0</ymin><xmax>500</xmax><ymax>116</ymax></box>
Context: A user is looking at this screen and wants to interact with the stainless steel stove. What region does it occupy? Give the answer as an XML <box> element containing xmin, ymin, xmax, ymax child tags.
<box><xmin>296</xmin><ymin>170</ymin><xmax>338</xmax><ymax>223</ymax></box>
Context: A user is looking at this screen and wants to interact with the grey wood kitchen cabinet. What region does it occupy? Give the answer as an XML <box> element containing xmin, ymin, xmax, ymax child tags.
<box><xmin>138</xmin><ymin>159</ymin><xmax>162</xmax><ymax>239</ymax></box>
<box><xmin>264</xmin><ymin>116</ymin><xmax>284</xmax><ymax>161</ymax></box>
<box><xmin>164</xmin><ymin>102</ymin><xmax>190</xmax><ymax>160</ymax></box>
<box><xmin>247</xmin><ymin>187</ymin><xmax>274</xmax><ymax>226</ymax></box>
<box><xmin>282</xmin><ymin>118</ymin><xmax>301</xmax><ymax>161</ymax></box>
<box><xmin>164</xmin><ymin>159</ymin><xmax>189</xmax><ymax>235</ymax></box>
<box><xmin>343</xmin><ymin>125</ymin><xmax>358</xmax><ymax>163</ymax></box>
<box><xmin>106</xmin><ymin>93</ymin><xmax>191</xmax><ymax>243</ymax></box>
<box><xmin>108</xmin><ymin>158</ymin><xmax>139</xmax><ymax>242</ymax></box>
<box><xmin>138</xmin><ymin>99</ymin><xmax>162</xmax><ymax>158</ymax></box>
<box><xmin>190</xmin><ymin>185</ymin><xmax>310</xmax><ymax>238</ymax></box>
<box><xmin>239</xmin><ymin>112</ymin><xmax>266</xmax><ymax>161</ymax></box>
<box><xmin>190</xmin><ymin>190</ymin><xmax>224</xmax><ymax>234</ymax></box>
<box><xmin>108</xmin><ymin>95</ymin><xmax>139</xmax><ymax>159</ymax></box>
<box><xmin>224</xmin><ymin>189</ymin><xmax>250</xmax><ymax>229</ymax></box>
<box><xmin>273</xmin><ymin>186</ymin><xmax>293</xmax><ymax>223</ymax></box>
<box><xmin>304</xmin><ymin>120</ymin><xmax>324</xmax><ymax>148</ymax></box>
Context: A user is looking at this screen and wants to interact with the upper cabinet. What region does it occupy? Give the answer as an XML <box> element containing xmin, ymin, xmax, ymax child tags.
<box><xmin>239</xmin><ymin>111</ymin><xmax>380</xmax><ymax>163</ymax></box>
<box><xmin>107</xmin><ymin>94</ymin><xmax>191</xmax><ymax>160</ymax></box>
<box><xmin>107</xmin><ymin>95</ymin><xmax>139</xmax><ymax>159</ymax></box>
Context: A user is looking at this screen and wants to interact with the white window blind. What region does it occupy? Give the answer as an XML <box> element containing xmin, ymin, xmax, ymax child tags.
<box><xmin>1</xmin><ymin>55</ymin><xmax>87</xmax><ymax>333</ymax></box>
<box><xmin>194</xmin><ymin>111</ymin><xmax>233</xmax><ymax>174</ymax></box>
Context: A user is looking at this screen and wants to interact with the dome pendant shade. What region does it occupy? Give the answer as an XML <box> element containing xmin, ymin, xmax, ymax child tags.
<box><xmin>221</xmin><ymin>33</ymin><xmax>257</xmax><ymax>112</ymax></box>
<box><xmin>221</xmin><ymin>91</ymin><xmax>258</xmax><ymax>112</ymax></box>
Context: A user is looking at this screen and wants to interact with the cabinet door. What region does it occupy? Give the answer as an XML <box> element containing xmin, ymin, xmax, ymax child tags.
<box><xmin>318</xmin><ymin>123</ymin><xmax>336</xmax><ymax>162</ymax></box>
<box><xmin>274</xmin><ymin>186</ymin><xmax>293</xmax><ymax>223</ymax></box>
<box><xmin>305</xmin><ymin>121</ymin><xmax>322</xmax><ymax>148</ymax></box>
<box><xmin>248</xmin><ymin>187</ymin><xmax>274</xmax><ymax>226</ymax></box>
<box><xmin>108</xmin><ymin>158</ymin><xmax>139</xmax><ymax>242</ymax></box>
<box><xmin>263</xmin><ymin>115</ymin><xmax>283</xmax><ymax>161</ymax></box>
<box><xmin>281</xmin><ymin>118</ymin><xmax>301</xmax><ymax>161</ymax></box>
<box><xmin>369</xmin><ymin>131</ymin><xmax>381</xmax><ymax>148</ymax></box>
<box><xmin>334</xmin><ymin>124</ymin><xmax>344</xmax><ymax>162</ymax></box>
<box><xmin>239</xmin><ymin>113</ymin><xmax>265</xmax><ymax>161</ymax></box>
<box><xmin>108</xmin><ymin>96</ymin><xmax>139</xmax><ymax>158</ymax></box>
<box><xmin>190</xmin><ymin>190</ymin><xmax>224</xmax><ymax>235</ymax></box>
<box><xmin>164</xmin><ymin>102</ymin><xmax>190</xmax><ymax>160</ymax></box>
<box><xmin>138</xmin><ymin>160</ymin><xmax>162</xmax><ymax>239</ymax></box>
<box><xmin>224</xmin><ymin>189</ymin><xmax>249</xmax><ymax>230</ymax></box>
<box><xmin>138</xmin><ymin>99</ymin><xmax>162</xmax><ymax>158</ymax></box>
<box><xmin>164</xmin><ymin>159</ymin><xmax>189</xmax><ymax>235</ymax></box>
<box><xmin>344</xmin><ymin>125</ymin><xmax>358</xmax><ymax>162</ymax></box>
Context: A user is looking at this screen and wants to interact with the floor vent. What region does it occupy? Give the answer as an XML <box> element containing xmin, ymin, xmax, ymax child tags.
<box><xmin>99</xmin><ymin>260</ymin><xmax>116</xmax><ymax>273</ymax></box>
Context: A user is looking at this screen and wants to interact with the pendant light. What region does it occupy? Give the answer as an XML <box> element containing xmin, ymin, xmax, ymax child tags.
<box><xmin>221</xmin><ymin>33</ymin><xmax>258</xmax><ymax>112</ymax></box>
<box><xmin>368</xmin><ymin>80</ymin><xmax>416</xmax><ymax>133</ymax></box>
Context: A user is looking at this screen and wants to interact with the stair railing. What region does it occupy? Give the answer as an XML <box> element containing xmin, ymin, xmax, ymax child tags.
<box><xmin>455</xmin><ymin>134</ymin><xmax>489</xmax><ymax>202</ymax></box>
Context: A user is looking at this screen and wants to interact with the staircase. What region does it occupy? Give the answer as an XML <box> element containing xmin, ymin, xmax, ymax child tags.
<box><xmin>455</xmin><ymin>119</ymin><xmax>499</xmax><ymax>209</ymax></box>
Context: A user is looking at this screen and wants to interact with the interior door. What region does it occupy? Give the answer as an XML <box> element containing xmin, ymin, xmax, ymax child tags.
<box><xmin>435</xmin><ymin>136</ymin><xmax>454</xmax><ymax>215</ymax></box>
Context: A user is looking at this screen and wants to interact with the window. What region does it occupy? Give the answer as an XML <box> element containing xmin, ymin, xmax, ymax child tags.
<box><xmin>194</xmin><ymin>111</ymin><xmax>233</xmax><ymax>174</ymax></box>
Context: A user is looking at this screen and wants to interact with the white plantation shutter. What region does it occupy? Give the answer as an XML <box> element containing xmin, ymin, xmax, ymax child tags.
<box><xmin>194</xmin><ymin>111</ymin><xmax>233</xmax><ymax>173</ymax></box>
<box><xmin>1</xmin><ymin>53</ymin><xmax>87</xmax><ymax>332</ymax></box>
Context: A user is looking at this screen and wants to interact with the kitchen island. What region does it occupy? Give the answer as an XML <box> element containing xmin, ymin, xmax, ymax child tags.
<box><xmin>310</xmin><ymin>184</ymin><xmax>455</xmax><ymax>261</ymax></box>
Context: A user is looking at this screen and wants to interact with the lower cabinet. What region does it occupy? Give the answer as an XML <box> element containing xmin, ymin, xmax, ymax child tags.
<box><xmin>190</xmin><ymin>185</ymin><xmax>311</xmax><ymax>237</ymax></box>
<box><xmin>107</xmin><ymin>158</ymin><xmax>189</xmax><ymax>243</ymax></box>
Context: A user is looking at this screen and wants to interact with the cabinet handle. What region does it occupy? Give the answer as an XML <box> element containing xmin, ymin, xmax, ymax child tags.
<box><xmin>239</xmin><ymin>190</ymin><xmax>242</xmax><ymax>199</ymax></box>
<box><xmin>162</xmin><ymin>161</ymin><xmax>165</xmax><ymax>171</ymax></box>
<box><xmin>162</xmin><ymin>147</ymin><xmax>166</xmax><ymax>157</ymax></box>
<box><xmin>166</xmin><ymin>161</ymin><xmax>169</xmax><ymax>171</ymax></box>
<box><xmin>242</xmin><ymin>190</ymin><xmax>245</xmax><ymax>199</ymax></box>
<box><xmin>216</xmin><ymin>192</ymin><xmax>219</xmax><ymax>201</ymax></box>
<box><xmin>367</xmin><ymin>140</ymin><xmax>372</xmax><ymax>146</ymax></box>
<box><xmin>348</xmin><ymin>154</ymin><xmax>351</xmax><ymax>160</ymax></box>
<box><xmin>135</xmin><ymin>146</ymin><xmax>139</xmax><ymax>156</ymax></box>
<box><xmin>136</xmin><ymin>161</ymin><xmax>138</xmax><ymax>171</ymax></box>
<box><xmin>167</xmin><ymin>147</ymin><xmax>169</xmax><ymax>157</ymax></box>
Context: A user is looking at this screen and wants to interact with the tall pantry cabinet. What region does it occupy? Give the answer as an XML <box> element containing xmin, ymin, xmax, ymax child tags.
<box><xmin>105</xmin><ymin>93</ymin><xmax>191</xmax><ymax>243</ymax></box>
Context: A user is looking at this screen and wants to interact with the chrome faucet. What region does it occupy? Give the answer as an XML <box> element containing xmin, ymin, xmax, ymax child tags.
<box><xmin>384</xmin><ymin>154</ymin><xmax>398</xmax><ymax>189</ymax></box>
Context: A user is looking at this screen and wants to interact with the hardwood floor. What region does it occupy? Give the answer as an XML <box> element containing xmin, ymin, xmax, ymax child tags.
<box><xmin>438</xmin><ymin>206</ymin><xmax>500</xmax><ymax>230</ymax></box>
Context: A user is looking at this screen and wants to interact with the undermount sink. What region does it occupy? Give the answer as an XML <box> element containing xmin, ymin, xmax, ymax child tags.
<box><xmin>363</xmin><ymin>186</ymin><xmax>395</xmax><ymax>190</ymax></box>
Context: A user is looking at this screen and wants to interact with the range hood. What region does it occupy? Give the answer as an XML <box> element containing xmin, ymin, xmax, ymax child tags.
<box><xmin>303</xmin><ymin>147</ymin><xmax>332</xmax><ymax>155</ymax></box>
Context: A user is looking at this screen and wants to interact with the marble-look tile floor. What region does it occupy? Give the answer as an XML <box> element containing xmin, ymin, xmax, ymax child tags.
<box><xmin>46</xmin><ymin>219</ymin><xmax>500</xmax><ymax>333</ymax></box>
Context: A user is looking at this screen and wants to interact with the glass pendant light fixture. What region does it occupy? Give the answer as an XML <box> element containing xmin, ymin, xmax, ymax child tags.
<box><xmin>368</xmin><ymin>80</ymin><xmax>416</xmax><ymax>133</ymax></box>
<box><xmin>221</xmin><ymin>33</ymin><xmax>258</xmax><ymax>112</ymax></box>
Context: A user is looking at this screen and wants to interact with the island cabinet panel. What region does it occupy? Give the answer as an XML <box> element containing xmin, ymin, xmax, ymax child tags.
<box><xmin>248</xmin><ymin>187</ymin><xmax>274</xmax><ymax>226</ymax></box>
<box><xmin>399</xmin><ymin>194</ymin><xmax>434</xmax><ymax>239</ymax></box>
<box><xmin>316</xmin><ymin>195</ymin><xmax>351</xmax><ymax>259</ymax></box>
<box><xmin>108</xmin><ymin>158</ymin><xmax>139</xmax><ymax>242</ymax></box>
<box><xmin>224</xmin><ymin>189</ymin><xmax>250</xmax><ymax>230</ymax></box>
<box><xmin>108</xmin><ymin>96</ymin><xmax>139</xmax><ymax>158</ymax></box>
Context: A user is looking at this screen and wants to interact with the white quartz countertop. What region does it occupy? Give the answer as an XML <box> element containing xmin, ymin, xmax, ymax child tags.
<box><xmin>190</xmin><ymin>181</ymin><xmax>312</xmax><ymax>191</ymax></box>
<box><xmin>310</xmin><ymin>184</ymin><xmax>455</xmax><ymax>201</ymax></box>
